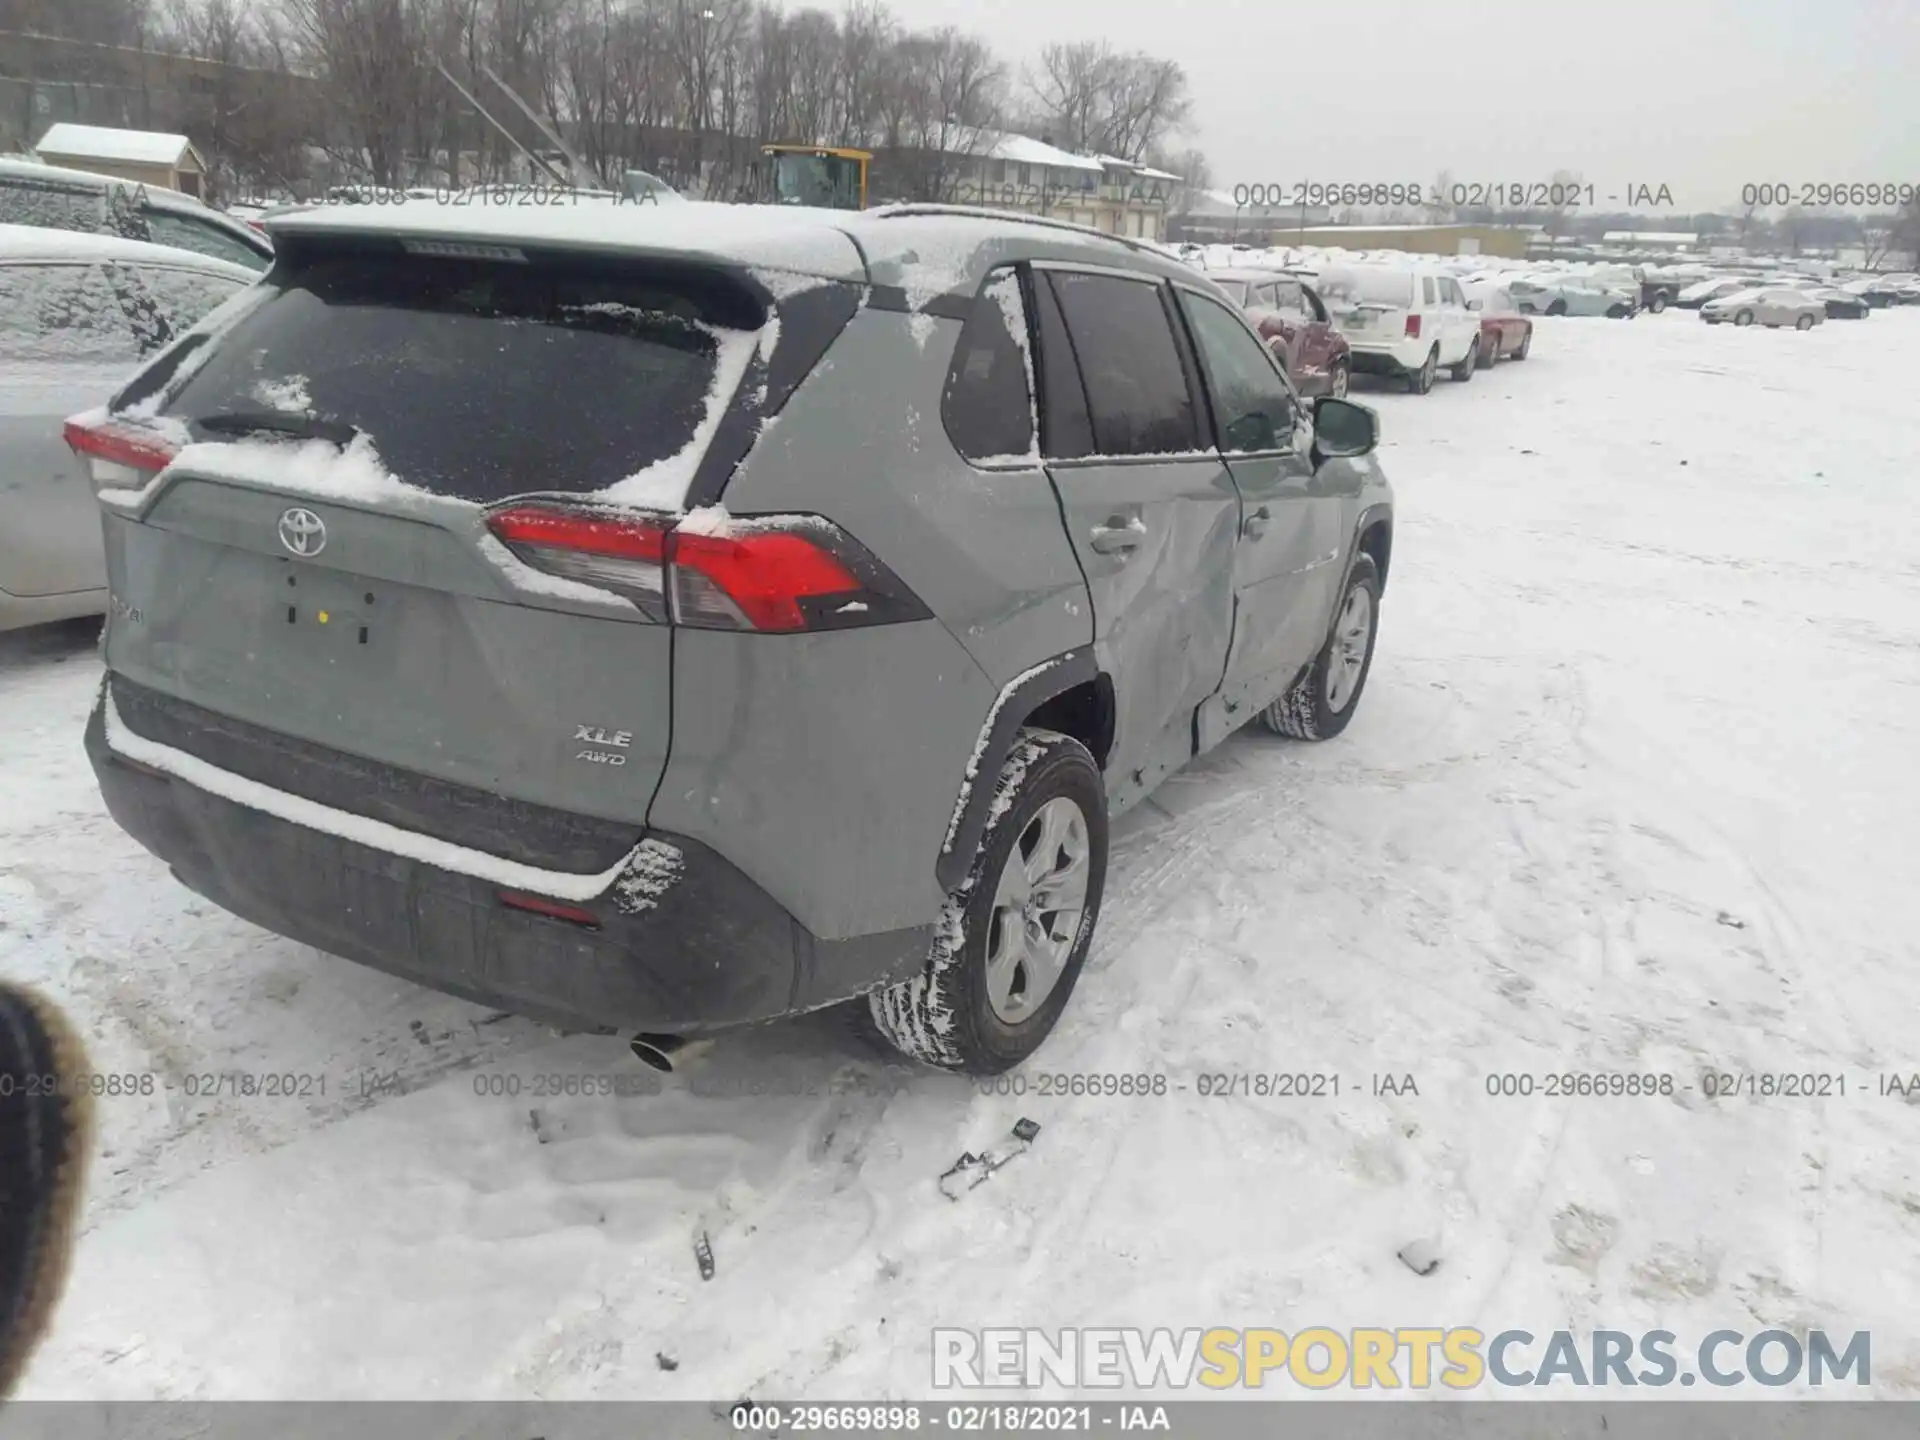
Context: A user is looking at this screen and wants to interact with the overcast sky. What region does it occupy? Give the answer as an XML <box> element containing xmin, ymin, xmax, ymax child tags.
<box><xmin>877</xmin><ymin>0</ymin><xmax>1919</xmax><ymax>212</ymax></box>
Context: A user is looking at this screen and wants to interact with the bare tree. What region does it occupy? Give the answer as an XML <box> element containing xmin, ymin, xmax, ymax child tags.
<box><xmin>1891</xmin><ymin>196</ymin><xmax>1920</xmax><ymax>268</ymax></box>
<box><xmin>1541</xmin><ymin>168</ymin><xmax>1583</xmax><ymax>243</ymax></box>
<box><xmin>1023</xmin><ymin>41</ymin><xmax>1189</xmax><ymax>161</ymax></box>
<box><xmin>28</xmin><ymin>0</ymin><xmax>1201</xmax><ymax>216</ymax></box>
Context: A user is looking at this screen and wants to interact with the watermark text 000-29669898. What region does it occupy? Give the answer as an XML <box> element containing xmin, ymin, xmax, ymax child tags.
<box><xmin>1228</xmin><ymin>181</ymin><xmax>1678</xmax><ymax>210</ymax></box>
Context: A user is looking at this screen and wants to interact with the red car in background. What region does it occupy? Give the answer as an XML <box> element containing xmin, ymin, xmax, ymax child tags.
<box><xmin>1207</xmin><ymin>267</ymin><xmax>1353</xmax><ymax>398</ymax></box>
<box><xmin>1461</xmin><ymin>280</ymin><xmax>1533</xmax><ymax>365</ymax></box>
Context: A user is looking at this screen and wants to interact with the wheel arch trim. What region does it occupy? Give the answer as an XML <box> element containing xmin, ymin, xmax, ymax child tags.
<box><xmin>937</xmin><ymin>647</ymin><xmax>1099</xmax><ymax>893</ymax></box>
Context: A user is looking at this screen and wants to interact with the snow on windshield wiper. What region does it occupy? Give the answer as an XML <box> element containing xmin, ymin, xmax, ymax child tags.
<box><xmin>194</xmin><ymin>411</ymin><xmax>361</xmax><ymax>447</ymax></box>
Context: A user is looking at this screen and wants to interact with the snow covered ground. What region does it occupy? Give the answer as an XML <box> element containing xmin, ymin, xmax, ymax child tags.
<box><xmin>5</xmin><ymin>307</ymin><xmax>1920</xmax><ymax>1400</ymax></box>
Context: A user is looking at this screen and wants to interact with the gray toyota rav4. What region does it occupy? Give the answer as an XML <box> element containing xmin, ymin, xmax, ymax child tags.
<box><xmin>73</xmin><ymin>200</ymin><xmax>1394</xmax><ymax>1074</ymax></box>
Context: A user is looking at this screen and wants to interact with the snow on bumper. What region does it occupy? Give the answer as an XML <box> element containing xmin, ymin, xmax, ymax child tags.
<box><xmin>86</xmin><ymin>688</ymin><xmax>923</xmax><ymax>1033</ymax></box>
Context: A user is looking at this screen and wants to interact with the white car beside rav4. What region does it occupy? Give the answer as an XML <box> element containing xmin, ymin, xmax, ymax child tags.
<box><xmin>1313</xmin><ymin>262</ymin><xmax>1483</xmax><ymax>394</ymax></box>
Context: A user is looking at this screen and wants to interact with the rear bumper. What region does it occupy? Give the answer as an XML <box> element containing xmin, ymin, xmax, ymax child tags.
<box><xmin>1346</xmin><ymin>339</ymin><xmax>1427</xmax><ymax>374</ymax></box>
<box><xmin>86</xmin><ymin>687</ymin><xmax>930</xmax><ymax>1034</ymax></box>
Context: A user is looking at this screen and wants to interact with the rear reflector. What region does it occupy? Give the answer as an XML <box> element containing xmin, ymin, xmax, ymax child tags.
<box><xmin>485</xmin><ymin>503</ymin><xmax>929</xmax><ymax>633</ymax></box>
<box><xmin>64</xmin><ymin>415</ymin><xmax>180</xmax><ymax>494</ymax></box>
<box><xmin>498</xmin><ymin>890</ymin><xmax>602</xmax><ymax>928</ymax></box>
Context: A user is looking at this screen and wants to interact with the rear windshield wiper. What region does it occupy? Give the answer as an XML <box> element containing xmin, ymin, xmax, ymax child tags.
<box><xmin>194</xmin><ymin>411</ymin><xmax>360</xmax><ymax>447</ymax></box>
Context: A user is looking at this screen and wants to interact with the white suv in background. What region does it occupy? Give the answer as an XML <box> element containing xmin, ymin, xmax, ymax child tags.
<box><xmin>1315</xmin><ymin>263</ymin><xmax>1483</xmax><ymax>394</ymax></box>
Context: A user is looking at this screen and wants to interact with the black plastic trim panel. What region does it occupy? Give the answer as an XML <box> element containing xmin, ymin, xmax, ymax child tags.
<box><xmin>108</xmin><ymin>674</ymin><xmax>641</xmax><ymax>874</ymax></box>
<box><xmin>936</xmin><ymin>647</ymin><xmax>1099</xmax><ymax>892</ymax></box>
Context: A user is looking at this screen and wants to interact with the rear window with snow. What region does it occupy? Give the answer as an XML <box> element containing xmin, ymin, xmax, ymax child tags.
<box><xmin>0</xmin><ymin>176</ymin><xmax>106</xmax><ymax>235</ymax></box>
<box><xmin>1317</xmin><ymin>268</ymin><xmax>1415</xmax><ymax>307</ymax></box>
<box><xmin>150</xmin><ymin>250</ymin><xmax>764</xmax><ymax>503</ymax></box>
<box><xmin>0</xmin><ymin>262</ymin><xmax>138</xmax><ymax>363</ymax></box>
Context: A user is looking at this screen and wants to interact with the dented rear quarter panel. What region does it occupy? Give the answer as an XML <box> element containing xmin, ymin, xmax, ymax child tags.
<box><xmin>651</xmin><ymin>302</ymin><xmax>1093</xmax><ymax>939</ymax></box>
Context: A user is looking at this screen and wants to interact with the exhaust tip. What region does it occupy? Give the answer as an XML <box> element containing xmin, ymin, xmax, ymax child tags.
<box><xmin>631</xmin><ymin>1033</ymin><xmax>684</xmax><ymax>1073</ymax></box>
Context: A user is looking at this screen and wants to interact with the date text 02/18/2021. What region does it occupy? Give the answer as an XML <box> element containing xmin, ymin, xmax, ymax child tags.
<box><xmin>1228</xmin><ymin>181</ymin><xmax>1676</xmax><ymax>209</ymax></box>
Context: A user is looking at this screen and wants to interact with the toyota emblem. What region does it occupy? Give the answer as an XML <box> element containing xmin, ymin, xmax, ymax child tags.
<box><xmin>277</xmin><ymin>507</ymin><xmax>327</xmax><ymax>558</ymax></box>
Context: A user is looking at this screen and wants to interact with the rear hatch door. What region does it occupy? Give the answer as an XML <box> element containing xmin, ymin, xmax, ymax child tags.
<box><xmin>92</xmin><ymin>236</ymin><xmax>795</xmax><ymax>843</ymax></box>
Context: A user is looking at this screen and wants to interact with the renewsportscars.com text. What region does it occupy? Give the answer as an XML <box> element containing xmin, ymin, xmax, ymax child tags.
<box><xmin>932</xmin><ymin>1327</ymin><xmax>1871</xmax><ymax>1391</ymax></box>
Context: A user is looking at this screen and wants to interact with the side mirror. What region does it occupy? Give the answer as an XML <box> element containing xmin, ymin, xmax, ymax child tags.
<box><xmin>1466</xmin><ymin>298</ymin><xmax>1484</xmax><ymax>311</ymax></box>
<box><xmin>1312</xmin><ymin>397</ymin><xmax>1378</xmax><ymax>460</ymax></box>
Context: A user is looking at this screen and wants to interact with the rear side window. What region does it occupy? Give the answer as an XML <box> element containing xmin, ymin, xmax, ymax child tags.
<box><xmin>1030</xmin><ymin>270</ymin><xmax>1094</xmax><ymax>461</ymax></box>
<box><xmin>1044</xmin><ymin>271</ymin><xmax>1197</xmax><ymax>457</ymax></box>
<box><xmin>0</xmin><ymin>177</ymin><xmax>105</xmax><ymax>235</ymax></box>
<box><xmin>107</xmin><ymin>263</ymin><xmax>248</xmax><ymax>358</ymax></box>
<box><xmin>145</xmin><ymin>210</ymin><xmax>269</xmax><ymax>271</ymax></box>
<box><xmin>1422</xmin><ymin>276</ymin><xmax>1437</xmax><ymax>304</ymax></box>
<box><xmin>0</xmin><ymin>262</ymin><xmax>137</xmax><ymax>363</ymax></box>
<box><xmin>156</xmin><ymin>251</ymin><xmax>763</xmax><ymax>504</ymax></box>
<box><xmin>129</xmin><ymin>265</ymin><xmax>249</xmax><ymax>334</ymax></box>
<box><xmin>941</xmin><ymin>268</ymin><xmax>1034</xmax><ymax>463</ymax></box>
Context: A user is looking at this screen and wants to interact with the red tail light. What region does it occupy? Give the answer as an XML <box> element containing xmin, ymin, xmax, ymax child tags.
<box><xmin>487</xmin><ymin>505</ymin><xmax>672</xmax><ymax>618</ymax></box>
<box><xmin>64</xmin><ymin>415</ymin><xmax>180</xmax><ymax>494</ymax></box>
<box><xmin>1404</xmin><ymin>314</ymin><xmax>1422</xmax><ymax>339</ymax></box>
<box><xmin>485</xmin><ymin>503</ymin><xmax>929</xmax><ymax>633</ymax></box>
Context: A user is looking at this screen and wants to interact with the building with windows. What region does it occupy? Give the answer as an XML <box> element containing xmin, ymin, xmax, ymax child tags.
<box><xmin>876</xmin><ymin>130</ymin><xmax>1178</xmax><ymax>240</ymax></box>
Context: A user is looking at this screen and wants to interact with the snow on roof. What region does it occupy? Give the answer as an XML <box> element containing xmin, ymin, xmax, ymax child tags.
<box><xmin>1602</xmin><ymin>231</ymin><xmax>1698</xmax><ymax>244</ymax></box>
<box><xmin>36</xmin><ymin>123</ymin><xmax>196</xmax><ymax>168</ymax></box>
<box><xmin>1086</xmin><ymin>153</ymin><xmax>1176</xmax><ymax>180</ymax></box>
<box><xmin>268</xmin><ymin>199</ymin><xmax>871</xmax><ymax>283</ymax></box>
<box><xmin>0</xmin><ymin>221</ymin><xmax>256</xmax><ymax>277</ymax></box>
<box><xmin>976</xmin><ymin>132</ymin><xmax>1106</xmax><ymax>174</ymax></box>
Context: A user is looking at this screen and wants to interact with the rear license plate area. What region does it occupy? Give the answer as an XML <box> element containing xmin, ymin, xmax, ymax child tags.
<box><xmin>280</xmin><ymin>565</ymin><xmax>379</xmax><ymax>649</ymax></box>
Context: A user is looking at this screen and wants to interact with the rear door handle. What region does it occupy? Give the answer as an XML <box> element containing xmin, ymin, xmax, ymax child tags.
<box><xmin>1089</xmin><ymin>517</ymin><xmax>1145</xmax><ymax>555</ymax></box>
<box><xmin>1242</xmin><ymin>505</ymin><xmax>1272</xmax><ymax>539</ymax></box>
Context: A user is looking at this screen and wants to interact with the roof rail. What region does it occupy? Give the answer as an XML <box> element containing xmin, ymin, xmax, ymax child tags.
<box><xmin>865</xmin><ymin>203</ymin><xmax>1175</xmax><ymax>262</ymax></box>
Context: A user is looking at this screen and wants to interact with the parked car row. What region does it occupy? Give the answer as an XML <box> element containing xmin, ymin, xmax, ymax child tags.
<box><xmin>1210</xmin><ymin>259</ymin><xmax>1534</xmax><ymax>395</ymax></box>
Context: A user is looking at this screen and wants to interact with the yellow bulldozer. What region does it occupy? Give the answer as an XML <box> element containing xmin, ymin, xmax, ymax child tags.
<box><xmin>763</xmin><ymin>144</ymin><xmax>871</xmax><ymax>210</ymax></box>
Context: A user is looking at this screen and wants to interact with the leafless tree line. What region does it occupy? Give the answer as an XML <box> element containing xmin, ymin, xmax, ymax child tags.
<box><xmin>4</xmin><ymin>0</ymin><xmax>1201</xmax><ymax>203</ymax></box>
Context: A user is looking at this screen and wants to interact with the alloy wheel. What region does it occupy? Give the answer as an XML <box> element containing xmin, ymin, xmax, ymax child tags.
<box><xmin>1325</xmin><ymin>584</ymin><xmax>1374</xmax><ymax>713</ymax></box>
<box><xmin>984</xmin><ymin>797</ymin><xmax>1091</xmax><ymax>1024</ymax></box>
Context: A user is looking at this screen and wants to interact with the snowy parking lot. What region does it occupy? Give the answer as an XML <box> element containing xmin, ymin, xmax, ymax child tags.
<box><xmin>6</xmin><ymin>306</ymin><xmax>1919</xmax><ymax>1399</ymax></box>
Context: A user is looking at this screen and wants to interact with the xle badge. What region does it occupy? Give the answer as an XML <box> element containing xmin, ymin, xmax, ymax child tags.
<box><xmin>574</xmin><ymin>725</ymin><xmax>632</xmax><ymax>766</ymax></box>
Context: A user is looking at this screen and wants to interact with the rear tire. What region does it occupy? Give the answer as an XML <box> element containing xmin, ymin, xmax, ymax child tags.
<box><xmin>1795</xmin><ymin>314</ymin><xmax>1815</xmax><ymax>331</ymax></box>
<box><xmin>1546</xmin><ymin>300</ymin><xmax>1568</xmax><ymax>317</ymax></box>
<box><xmin>1513</xmin><ymin>329</ymin><xmax>1531</xmax><ymax>360</ymax></box>
<box><xmin>1479</xmin><ymin>333</ymin><xmax>1499</xmax><ymax>368</ymax></box>
<box><xmin>1649</xmin><ymin>292</ymin><xmax>1669</xmax><ymax>313</ymax></box>
<box><xmin>1329</xmin><ymin>360</ymin><xmax>1349</xmax><ymax>398</ymax></box>
<box><xmin>1449</xmin><ymin>338</ymin><xmax>1478</xmax><ymax>381</ymax></box>
<box><xmin>1406</xmin><ymin>346</ymin><xmax>1437</xmax><ymax>394</ymax></box>
<box><xmin>1260</xmin><ymin>554</ymin><xmax>1380</xmax><ymax>742</ymax></box>
<box><xmin>867</xmin><ymin>728</ymin><xmax>1107</xmax><ymax>1074</ymax></box>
